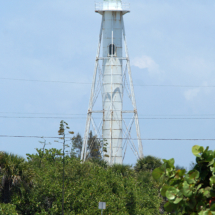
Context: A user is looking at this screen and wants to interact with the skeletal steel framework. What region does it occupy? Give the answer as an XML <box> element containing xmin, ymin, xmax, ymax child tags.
<box><xmin>81</xmin><ymin>0</ymin><xmax>143</xmax><ymax>164</ymax></box>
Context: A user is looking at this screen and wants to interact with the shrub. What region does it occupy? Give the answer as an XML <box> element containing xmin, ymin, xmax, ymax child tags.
<box><xmin>152</xmin><ymin>145</ymin><xmax>215</xmax><ymax>214</ymax></box>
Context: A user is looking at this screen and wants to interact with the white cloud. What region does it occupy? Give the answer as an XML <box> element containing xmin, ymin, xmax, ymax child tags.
<box><xmin>131</xmin><ymin>55</ymin><xmax>160</xmax><ymax>76</ymax></box>
<box><xmin>184</xmin><ymin>88</ymin><xmax>200</xmax><ymax>101</ymax></box>
<box><xmin>184</xmin><ymin>81</ymin><xmax>212</xmax><ymax>101</ymax></box>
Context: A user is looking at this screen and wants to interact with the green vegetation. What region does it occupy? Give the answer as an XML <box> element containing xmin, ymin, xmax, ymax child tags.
<box><xmin>0</xmin><ymin>149</ymin><xmax>162</xmax><ymax>214</ymax></box>
<box><xmin>152</xmin><ymin>145</ymin><xmax>215</xmax><ymax>214</ymax></box>
<box><xmin>0</xmin><ymin>122</ymin><xmax>163</xmax><ymax>214</ymax></box>
<box><xmin>0</xmin><ymin>203</ymin><xmax>18</xmax><ymax>215</ymax></box>
<box><xmin>2</xmin><ymin>121</ymin><xmax>212</xmax><ymax>214</ymax></box>
<box><xmin>134</xmin><ymin>155</ymin><xmax>162</xmax><ymax>172</ymax></box>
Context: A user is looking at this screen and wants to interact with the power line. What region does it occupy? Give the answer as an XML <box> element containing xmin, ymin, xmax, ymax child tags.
<box><xmin>0</xmin><ymin>135</ymin><xmax>215</xmax><ymax>141</ymax></box>
<box><xmin>0</xmin><ymin>116</ymin><xmax>87</xmax><ymax>119</ymax></box>
<box><xmin>2</xmin><ymin>111</ymin><xmax>215</xmax><ymax>117</ymax></box>
<box><xmin>1</xmin><ymin>116</ymin><xmax>215</xmax><ymax>120</ymax></box>
<box><xmin>1</xmin><ymin>77</ymin><xmax>214</xmax><ymax>88</ymax></box>
<box><xmin>136</xmin><ymin>85</ymin><xmax>215</xmax><ymax>88</ymax></box>
<box><xmin>0</xmin><ymin>112</ymin><xmax>86</xmax><ymax>115</ymax></box>
<box><xmin>0</xmin><ymin>78</ymin><xmax>90</xmax><ymax>85</ymax></box>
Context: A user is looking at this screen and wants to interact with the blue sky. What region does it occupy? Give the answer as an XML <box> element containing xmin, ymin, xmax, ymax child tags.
<box><xmin>0</xmin><ymin>0</ymin><xmax>215</xmax><ymax>168</ymax></box>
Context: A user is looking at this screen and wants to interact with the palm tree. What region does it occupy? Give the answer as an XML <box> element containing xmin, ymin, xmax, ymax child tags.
<box><xmin>134</xmin><ymin>155</ymin><xmax>162</xmax><ymax>173</ymax></box>
<box><xmin>0</xmin><ymin>152</ymin><xmax>34</xmax><ymax>203</ymax></box>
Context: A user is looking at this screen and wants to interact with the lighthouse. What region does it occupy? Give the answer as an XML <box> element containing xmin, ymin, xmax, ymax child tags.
<box><xmin>81</xmin><ymin>0</ymin><xmax>143</xmax><ymax>164</ymax></box>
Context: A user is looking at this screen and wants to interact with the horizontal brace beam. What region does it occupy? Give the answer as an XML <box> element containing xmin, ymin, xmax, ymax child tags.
<box><xmin>96</xmin><ymin>57</ymin><xmax>128</xmax><ymax>60</ymax></box>
<box><xmin>102</xmin><ymin>83</ymin><xmax>126</xmax><ymax>85</ymax></box>
<box><xmin>122</xmin><ymin>111</ymin><xmax>135</xmax><ymax>113</ymax></box>
<box><xmin>91</xmin><ymin>110</ymin><xmax>104</xmax><ymax>113</ymax></box>
<box><xmin>89</xmin><ymin>110</ymin><xmax>136</xmax><ymax>113</ymax></box>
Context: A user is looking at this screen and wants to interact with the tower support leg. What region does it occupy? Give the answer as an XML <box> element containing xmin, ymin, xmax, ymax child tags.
<box><xmin>81</xmin><ymin>17</ymin><xmax>104</xmax><ymax>161</ymax></box>
<box><xmin>122</xmin><ymin>17</ymin><xmax>143</xmax><ymax>158</ymax></box>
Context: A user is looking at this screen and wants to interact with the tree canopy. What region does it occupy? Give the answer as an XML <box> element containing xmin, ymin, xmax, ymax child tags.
<box><xmin>0</xmin><ymin>148</ymin><xmax>162</xmax><ymax>214</ymax></box>
<box><xmin>0</xmin><ymin>122</ymin><xmax>170</xmax><ymax>214</ymax></box>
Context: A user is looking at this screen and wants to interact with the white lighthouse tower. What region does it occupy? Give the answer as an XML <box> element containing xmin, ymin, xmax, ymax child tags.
<box><xmin>81</xmin><ymin>0</ymin><xmax>143</xmax><ymax>164</ymax></box>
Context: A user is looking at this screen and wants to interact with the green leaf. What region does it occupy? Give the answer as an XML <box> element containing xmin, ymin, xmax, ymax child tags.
<box><xmin>210</xmin><ymin>176</ymin><xmax>215</xmax><ymax>187</ymax></box>
<box><xmin>152</xmin><ymin>167</ymin><xmax>164</xmax><ymax>180</ymax></box>
<box><xmin>178</xmin><ymin>169</ymin><xmax>186</xmax><ymax>177</ymax></box>
<box><xmin>185</xmin><ymin>170</ymin><xmax>199</xmax><ymax>184</ymax></box>
<box><xmin>160</xmin><ymin>185</ymin><xmax>170</xmax><ymax>197</ymax></box>
<box><xmin>211</xmin><ymin>202</ymin><xmax>215</xmax><ymax>211</ymax></box>
<box><xmin>169</xmin><ymin>178</ymin><xmax>181</xmax><ymax>187</ymax></box>
<box><xmin>211</xmin><ymin>167</ymin><xmax>215</xmax><ymax>174</ymax></box>
<box><xmin>208</xmin><ymin>159</ymin><xmax>215</xmax><ymax>167</ymax></box>
<box><xmin>183</xmin><ymin>181</ymin><xmax>193</xmax><ymax>197</ymax></box>
<box><xmin>173</xmin><ymin>194</ymin><xmax>183</xmax><ymax>204</ymax></box>
<box><xmin>204</xmin><ymin>187</ymin><xmax>211</xmax><ymax>198</ymax></box>
<box><xmin>166</xmin><ymin>168</ymin><xmax>175</xmax><ymax>177</ymax></box>
<box><xmin>166</xmin><ymin>187</ymin><xmax>178</xmax><ymax>201</ymax></box>
<box><xmin>196</xmin><ymin>183</ymin><xmax>202</xmax><ymax>191</ymax></box>
<box><xmin>203</xmin><ymin>150</ymin><xmax>214</xmax><ymax>162</ymax></box>
<box><xmin>201</xmin><ymin>209</ymin><xmax>214</xmax><ymax>215</ymax></box>
<box><xmin>192</xmin><ymin>145</ymin><xmax>204</xmax><ymax>157</ymax></box>
<box><xmin>164</xmin><ymin>202</ymin><xmax>178</xmax><ymax>212</ymax></box>
<box><xmin>163</xmin><ymin>158</ymin><xmax>175</xmax><ymax>168</ymax></box>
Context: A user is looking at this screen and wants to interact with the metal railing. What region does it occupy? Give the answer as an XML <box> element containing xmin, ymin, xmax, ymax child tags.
<box><xmin>95</xmin><ymin>2</ymin><xmax>130</xmax><ymax>11</ymax></box>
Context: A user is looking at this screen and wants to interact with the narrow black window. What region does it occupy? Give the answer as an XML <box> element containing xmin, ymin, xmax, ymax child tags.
<box><xmin>109</xmin><ymin>44</ymin><xmax>115</xmax><ymax>55</ymax></box>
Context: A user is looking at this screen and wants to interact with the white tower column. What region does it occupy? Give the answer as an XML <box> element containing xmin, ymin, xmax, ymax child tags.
<box><xmin>102</xmin><ymin>11</ymin><xmax>123</xmax><ymax>164</ymax></box>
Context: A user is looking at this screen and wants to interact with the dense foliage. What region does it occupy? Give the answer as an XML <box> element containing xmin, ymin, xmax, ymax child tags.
<box><xmin>152</xmin><ymin>145</ymin><xmax>215</xmax><ymax>214</ymax></box>
<box><xmin>2</xmin><ymin>119</ymin><xmax>214</xmax><ymax>215</ymax></box>
<box><xmin>2</xmin><ymin>121</ymin><xmax>211</xmax><ymax>214</ymax></box>
<box><xmin>0</xmin><ymin>203</ymin><xmax>18</xmax><ymax>215</ymax></box>
<box><xmin>134</xmin><ymin>155</ymin><xmax>162</xmax><ymax>172</ymax></box>
<box><xmin>0</xmin><ymin>148</ymin><xmax>163</xmax><ymax>214</ymax></box>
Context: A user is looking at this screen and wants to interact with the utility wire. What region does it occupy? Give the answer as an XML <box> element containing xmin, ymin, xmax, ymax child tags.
<box><xmin>0</xmin><ymin>112</ymin><xmax>87</xmax><ymax>115</ymax></box>
<box><xmin>2</xmin><ymin>111</ymin><xmax>215</xmax><ymax>116</ymax></box>
<box><xmin>1</xmin><ymin>116</ymin><xmax>215</xmax><ymax>120</ymax></box>
<box><xmin>1</xmin><ymin>77</ymin><xmax>214</xmax><ymax>88</ymax></box>
<box><xmin>2</xmin><ymin>111</ymin><xmax>215</xmax><ymax>117</ymax></box>
<box><xmin>0</xmin><ymin>78</ymin><xmax>90</xmax><ymax>85</ymax></box>
<box><xmin>0</xmin><ymin>135</ymin><xmax>215</xmax><ymax>141</ymax></box>
<box><xmin>0</xmin><ymin>111</ymin><xmax>215</xmax><ymax>116</ymax></box>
